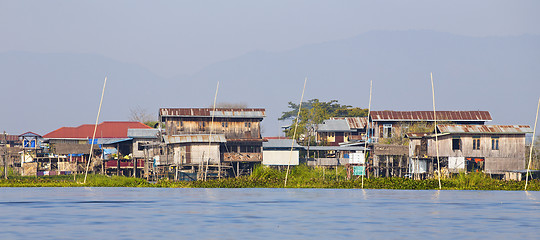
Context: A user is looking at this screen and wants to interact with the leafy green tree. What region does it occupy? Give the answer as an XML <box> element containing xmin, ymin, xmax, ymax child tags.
<box><xmin>279</xmin><ymin>99</ymin><xmax>368</xmax><ymax>144</ymax></box>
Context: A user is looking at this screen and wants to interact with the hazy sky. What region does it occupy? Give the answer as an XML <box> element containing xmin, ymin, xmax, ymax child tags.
<box><xmin>1</xmin><ymin>0</ymin><xmax>538</xmax><ymax>78</ymax></box>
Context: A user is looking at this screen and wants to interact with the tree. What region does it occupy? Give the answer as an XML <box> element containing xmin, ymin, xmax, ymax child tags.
<box><xmin>129</xmin><ymin>105</ymin><xmax>158</xmax><ymax>128</ymax></box>
<box><xmin>279</xmin><ymin>99</ymin><xmax>368</xmax><ymax>144</ymax></box>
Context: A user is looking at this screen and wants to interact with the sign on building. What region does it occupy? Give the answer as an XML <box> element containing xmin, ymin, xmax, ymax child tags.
<box><xmin>353</xmin><ymin>166</ymin><xmax>365</xmax><ymax>176</ymax></box>
<box><xmin>349</xmin><ymin>152</ymin><xmax>365</xmax><ymax>164</ymax></box>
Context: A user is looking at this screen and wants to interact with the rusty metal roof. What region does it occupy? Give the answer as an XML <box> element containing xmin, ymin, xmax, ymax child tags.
<box><xmin>437</xmin><ymin>125</ymin><xmax>532</xmax><ymax>134</ymax></box>
<box><xmin>159</xmin><ymin>108</ymin><xmax>265</xmax><ymax>118</ymax></box>
<box><xmin>331</xmin><ymin>117</ymin><xmax>368</xmax><ymax>129</ymax></box>
<box><xmin>370</xmin><ymin>111</ymin><xmax>492</xmax><ymax>122</ymax></box>
<box><xmin>163</xmin><ymin>134</ymin><xmax>227</xmax><ymax>144</ymax></box>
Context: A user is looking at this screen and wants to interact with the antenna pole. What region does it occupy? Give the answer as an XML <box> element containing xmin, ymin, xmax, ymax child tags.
<box><xmin>84</xmin><ymin>76</ymin><xmax>107</xmax><ymax>184</ymax></box>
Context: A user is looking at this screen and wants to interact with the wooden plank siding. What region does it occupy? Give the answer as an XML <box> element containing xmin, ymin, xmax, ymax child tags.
<box><xmin>163</xmin><ymin>117</ymin><xmax>261</xmax><ymax>140</ymax></box>
<box><xmin>425</xmin><ymin>134</ymin><xmax>526</xmax><ymax>173</ymax></box>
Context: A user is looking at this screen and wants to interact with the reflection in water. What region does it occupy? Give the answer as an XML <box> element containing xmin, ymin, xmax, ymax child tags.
<box><xmin>0</xmin><ymin>188</ymin><xmax>539</xmax><ymax>239</ymax></box>
<box><xmin>431</xmin><ymin>189</ymin><xmax>440</xmax><ymax>200</ymax></box>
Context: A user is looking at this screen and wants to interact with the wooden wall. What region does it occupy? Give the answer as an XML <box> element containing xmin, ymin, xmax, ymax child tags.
<box><xmin>427</xmin><ymin>134</ymin><xmax>525</xmax><ymax>159</ymax></box>
<box><xmin>171</xmin><ymin>143</ymin><xmax>220</xmax><ymax>165</ymax></box>
<box><xmin>164</xmin><ymin>117</ymin><xmax>261</xmax><ymax>139</ymax></box>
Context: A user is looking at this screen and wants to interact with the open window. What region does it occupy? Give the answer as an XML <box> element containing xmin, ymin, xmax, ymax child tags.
<box><xmin>383</xmin><ymin>124</ymin><xmax>392</xmax><ymax>138</ymax></box>
<box><xmin>452</xmin><ymin>137</ymin><xmax>461</xmax><ymax>151</ymax></box>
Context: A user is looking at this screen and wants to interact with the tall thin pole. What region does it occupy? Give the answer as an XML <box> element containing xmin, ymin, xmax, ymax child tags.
<box><xmin>431</xmin><ymin>72</ymin><xmax>442</xmax><ymax>189</ymax></box>
<box><xmin>84</xmin><ymin>77</ymin><xmax>107</xmax><ymax>184</ymax></box>
<box><xmin>3</xmin><ymin>131</ymin><xmax>7</xmax><ymax>179</ymax></box>
<box><xmin>205</xmin><ymin>81</ymin><xmax>219</xmax><ymax>181</ymax></box>
<box><xmin>525</xmin><ymin>97</ymin><xmax>540</xmax><ymax>190</ymax></box>
<box><xmin>285</xmin><ymin>77</ymin><xmax>307</xmax><ymax>187</ymax></box>
<box><xmin>362</xmin><ymin>80</ymin><xmax>373</xmax><ymax>189</ymax></box>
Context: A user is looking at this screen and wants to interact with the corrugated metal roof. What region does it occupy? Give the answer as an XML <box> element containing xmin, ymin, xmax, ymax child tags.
<box><xmin>127</xmin><ymin>128</ymin><xmax>159</xmax><ymax>138</ymax></box>
<box><xmin>306</xmin><ymin>146</ymin><xmax>367</xmax><ymax>151</ymax></box>
<box><xmin>331</xmin><ymin>117</ymin><xmax>368</xmax><ymax>129</ymax></box>
<box><xmin>263</xmin><ymin>139</ymin><xmax>301</xmax><ymax>149</ymax></box>
<box><xmin>19</xmin><ymin>132</ymin><xmax>42</xmax><ymax>138</ymax></box>
<box><xmin>100</xmin><ymin>138</ymin><xmax>132</xmax><ymax>145</ymax></box>
<box><xmin>3</xmin><ymin>135</ymin><xmax>20</xmax><ymax>142</ymax></box>
<box><xmin>370</xmin><ymin>111</ymin><xmax>492</xmax><ymax>122</ymax></box>
<box><xmin>159</xmin><ymin>108</ymin><xmax>266</xmax><ymax>118</ymax></box>
<box><xmin>437</xmin><ymin>125</ymin><xmax>532</xmax><ymax>134</ymax></box>
<box><xmin>163</xmin><ymin>134</ymin><xmax>227</xmax><ymax>144</ymax></box>
<box><xmin>318</xmin><ymin>119</ymin><xmax>352</xmax><ymax>132</ymax></box>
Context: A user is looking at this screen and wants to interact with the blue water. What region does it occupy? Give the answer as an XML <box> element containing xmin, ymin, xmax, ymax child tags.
<box><xmin>1</xmin><ymin>188</ymin><xmax>539</xmax><ymax>239</ymax></box>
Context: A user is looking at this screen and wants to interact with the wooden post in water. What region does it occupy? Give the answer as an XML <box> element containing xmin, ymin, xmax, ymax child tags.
<box><xmin>2</xmin><ymin>131</ymin><xmax>7</xmax><ymax>179</ymax></box>
<box><xmin>525</xmin><ymin>97</ymin><xmax>540</xmax><ymax>190</ymax></box>
<box><xmin>205</xmin><ymin>81</ymin><xmax>219</xmax><ymax>181</ymax></box>
<box><xmin>84</xmin><ymin>76</ymin><xmax>107</xmax><ymax>184</ymax></box>
<box><xmin>431</xmin><ymin>72</ymin><xmax>442</xmax><ymax>190</ymax></box>
<box><xmin>362</xmin><ymin>80</ymin><xmax>373</xmax><ymax>188</ymax></box>
<box><xmin>285</xmin><ymin>77</ymin><xmax>307</xmax><ymax>187</ymax></box>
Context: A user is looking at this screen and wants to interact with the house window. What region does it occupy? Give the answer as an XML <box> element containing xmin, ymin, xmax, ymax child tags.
<box><xmin>491</xmin><ymin>137</ymin><xmax>499</xmax><ymax>150</ymax></box>
<box><xmin>452</xmin><ymin>137</ymin><xmax>461</xmax><ymax>150</ymax></box>
<box><xmin>473</xmin><ymin>136</ymin><xmax>481</xmax><ymax>150</ymax></box>
<box><xmin>383</xmin><ymin>124</ymin><xmax>392</xmax><ymax>138</ymax></box>
<box><xmin>222</xmin><ymin>122</ymin><xmax>228</xmax><ymax>128</ymax></box>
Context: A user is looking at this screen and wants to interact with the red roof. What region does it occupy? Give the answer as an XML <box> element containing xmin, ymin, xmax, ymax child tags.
<box><xmin>43</xmin><ymin>121</ymin><xmax>152</xmax><ymax>139</ymax></box>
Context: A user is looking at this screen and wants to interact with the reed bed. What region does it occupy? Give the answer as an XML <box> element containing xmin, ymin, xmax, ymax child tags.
<box><xmin>1</xmin><ymin>165</ymin><xmax>539</xmax><ymax>191</ymax></box>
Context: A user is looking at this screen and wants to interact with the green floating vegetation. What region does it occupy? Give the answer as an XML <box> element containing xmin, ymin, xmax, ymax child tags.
<box><xmin>0</xmin><ymin>165</ymin><xmax>539</xmax><ymax>191</ymax></box>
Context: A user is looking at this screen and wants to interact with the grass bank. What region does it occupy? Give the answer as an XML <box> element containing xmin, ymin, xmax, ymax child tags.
<box><xmin>1</xmin><ymin>165</ymin><xmax>539</xmax><ymax>190</ymax></box>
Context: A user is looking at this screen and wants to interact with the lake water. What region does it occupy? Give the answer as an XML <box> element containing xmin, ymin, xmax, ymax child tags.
<box><xmin>0</xmin><ymin>188</ymin><xmax>539</xmax><ymax>239</ymax></box>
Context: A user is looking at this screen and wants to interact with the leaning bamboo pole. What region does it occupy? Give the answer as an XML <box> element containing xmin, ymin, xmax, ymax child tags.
<box><xmin>361</xmin><ymin>80</ymin><xmax>373</xmax><ymax>189</ymax></box>
<box><xmin>84</xmin><ymin>76</ymin><xmax>107</xmax><ymax>184</ymax></box>
<box><xmin>205</xmin><ymin>81</ymin><xmax>219</xmax><ymax>181</ymax></box>
<box><xmin>431</xmin><ymin>72</ymin><xmax>442</xmax><ymax>190</ymax></box>
<box><xmin>284</xmin><ymin>77</ymin><xmax>307</xmax><ymax>187</ymax></box>
<box><xmin>525</xmin><ymin>97</ymin><xmax>540</xmax><ymax>191</ymax></box>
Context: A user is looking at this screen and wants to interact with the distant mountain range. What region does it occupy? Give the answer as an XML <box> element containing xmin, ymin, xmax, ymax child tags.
<box><xmin>1</xmin><ymin>30</ymin><xmax>539</xmax><ymax>136</ymax></box>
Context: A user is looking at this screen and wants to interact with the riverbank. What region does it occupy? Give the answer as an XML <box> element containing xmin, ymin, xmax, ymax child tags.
<box><xmin>1</xmin><ymin>165</ymin><xmax>539</xmax><ymax>190</ymax></box>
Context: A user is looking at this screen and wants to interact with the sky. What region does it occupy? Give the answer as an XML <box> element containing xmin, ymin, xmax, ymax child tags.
<box><xmin>0</xmin><ymin>1</ymin><xmax>539</xmax><ymax>136</ymax></box>
<box><xmin>1</xmin><ymin>0</ymin><xmax>538</xmax><ymax>78</ymax></box>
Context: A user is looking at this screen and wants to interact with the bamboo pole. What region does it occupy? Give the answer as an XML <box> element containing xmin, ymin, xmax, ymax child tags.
<box><xmin>84</xmin><ymin>77</ymin><xmax>107</xmax><ymax>184</ymax></box>
<box><xmin>525</xmin><ymin>97</ymin><xmax>540</xmax><ymax>191</ymax></box>
<box><xmin>431</xmin><ymin>72</ymin><xmax>442</xmax><ymax>190</ymax></box>
<box><xmin>205</xmin><ymin>81</ymin><xmax>219</xmax><ymax>181</ymax></box>
<box><xmin>361</xmin><ymin>80</ymin><xmax>373</xmax><ymax>189</ymax></box>
<box><xmin>285</xmin><ymin>77</ymin><xmax>307</xmax><ymax>187</ymax></box>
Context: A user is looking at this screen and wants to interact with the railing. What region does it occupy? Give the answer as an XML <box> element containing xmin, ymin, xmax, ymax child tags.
<box><xmin>305</xmin><ymin>158</ymin><xmax>350</xmax><ymax>166</ymax></box>
<box><xmin>223</xmin><ymin>152</ymin><xmax>262</xmax><ymax>162</ymax></box>
<box><xmin>104</xmin><ymin>159</ymin><xmax>145</xmax><ymax>168</ymax></box>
